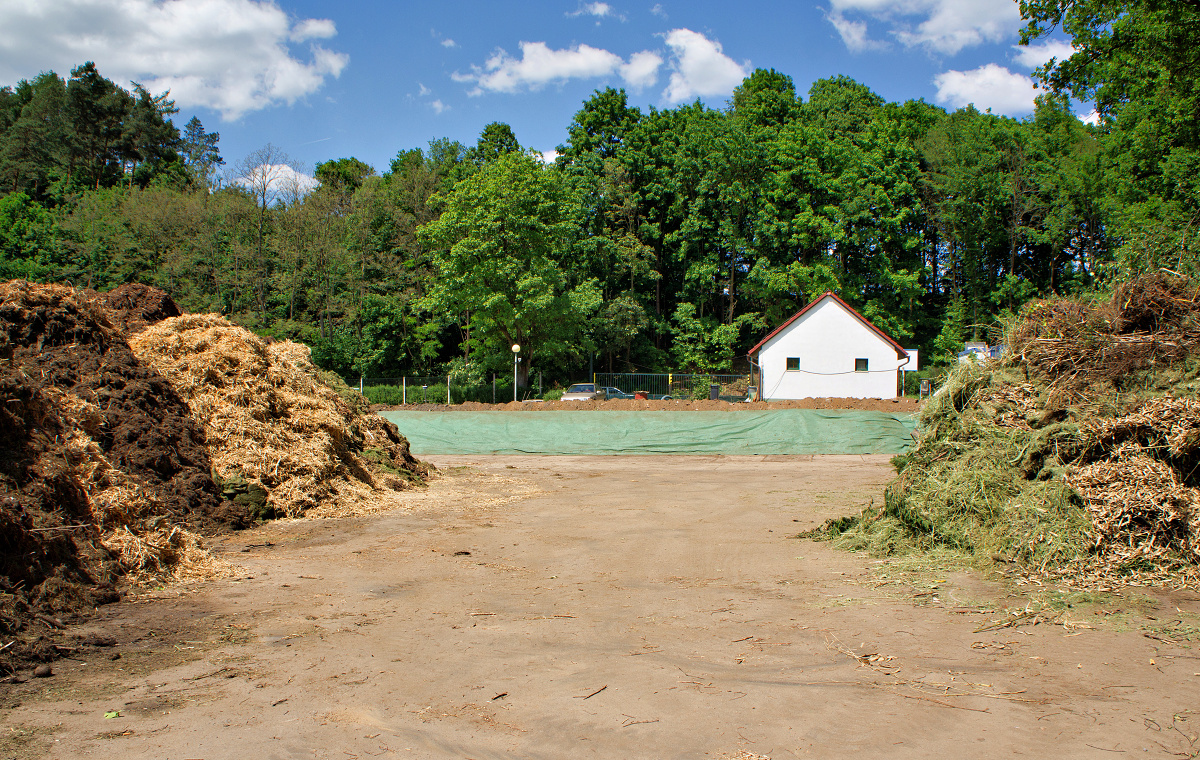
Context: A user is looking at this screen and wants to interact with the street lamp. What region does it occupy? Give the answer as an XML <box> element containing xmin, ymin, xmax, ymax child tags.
<box><xmin>511</xmin><ymin>344</ymin><xmax>521</xmax><ymax>402</ymax></box>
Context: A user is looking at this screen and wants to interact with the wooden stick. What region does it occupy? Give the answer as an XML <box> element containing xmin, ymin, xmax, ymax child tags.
<box><xmin>577</xmin><ymin>685</ymin><xmax>607</xmax><ymax>699</ymax></box>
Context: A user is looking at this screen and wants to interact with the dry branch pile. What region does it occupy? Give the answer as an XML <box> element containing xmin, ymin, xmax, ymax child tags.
<box><xmin>824</xmin><ymin>273</ymin><xmax>1200</xmax><ymax>587</ymax></box>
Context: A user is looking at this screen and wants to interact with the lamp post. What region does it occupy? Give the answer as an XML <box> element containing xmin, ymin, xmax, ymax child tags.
<box><xmin>511</xmin><ymin>344</ymin><xmax>521</xmax><ymax>402</ymax></box>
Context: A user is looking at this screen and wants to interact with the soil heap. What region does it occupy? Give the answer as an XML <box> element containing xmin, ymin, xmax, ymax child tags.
<box><xmin>0</xmin><ymin>281</ymin><xmax>428</xmax><ymax>673</ymax></box>
<box><xmin>822</xmin><ymin>273</ymin><xmax>1200</xmax><ymax>588</ymax></box>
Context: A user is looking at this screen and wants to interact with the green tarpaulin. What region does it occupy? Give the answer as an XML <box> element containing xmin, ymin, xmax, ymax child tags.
<box><xmin>377</xmin><ymin>410</ymin><xmax>916</xmax><ymax>456</ymax></box>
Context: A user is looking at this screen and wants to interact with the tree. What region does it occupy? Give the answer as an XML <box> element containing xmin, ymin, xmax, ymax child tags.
<box><xmin>1020</xmin><ymin>0</ymin><xmax>1200</xmax><ymax>272</ymax></box>
<box><xmin>0</xmin><ymin>72</ymin><xmax>68</xmax><ymax>199</ymax></box>
<box><xmin>232</xmin><ymin>144</ymin><xmax>309</xmax><ymax>324</ymax></box>
<box><xmin>418</xmin><ymin>152</ymin><xmax>600</xmax><ymax>387</ymax></box>
<box><xmin>559</xmin><ymin>87</ymin><xmax>643</xmax><ymax>161</ymax></box>
<box><xmin>0</xmin><ymin>192</ymin><xmax>63</xmax><ymax>280</ymax></box>
<box><xmin>315</xmin><ymin>157</ymin><xmax>376</xmax><ymax>200</ymax></box>
<box><xmin>470</xmin><ymin>122</ymin><xmax>521</xmax><ymax>165</ymax></box>
<box><xmin>731</xmin><ymin>68</ymin><xmax>800</xmax><ymax>130</ymax></box>
<box><xmin>180</xmin><ymin>116</ymin><xmax>223</xmax><ymax>188</ymax></box>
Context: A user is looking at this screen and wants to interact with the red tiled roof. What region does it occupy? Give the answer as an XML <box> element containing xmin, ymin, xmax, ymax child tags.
<box><xmin>747</xmin><ymin>291</ymin><xmax>909</xmax><ymax>359</ymax></box>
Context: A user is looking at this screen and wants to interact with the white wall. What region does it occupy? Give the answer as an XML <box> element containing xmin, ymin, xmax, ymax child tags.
<box><xmin>758</xmin><ymin>298</ymin><xmax>907</xmax><ymax>399</ymax></box>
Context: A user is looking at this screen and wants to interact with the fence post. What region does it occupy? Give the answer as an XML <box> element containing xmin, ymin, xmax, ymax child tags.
<box><xmin>447</xmin><ymin>375</ymin><xmax>451</xmax><ymax>405</ymax></box>
<box><xmin>538</xmin><ymin>372</ymin><xmax>542</xmax><ymax>397</ymax></box>
<box><xmin>402</xmin><ymin>377</ymin><xmax>406</xmax><ymax>406</ymax></box>
<box><xmin>359</xmin><ymin>376</ymin><xmax>363</xmax><ymax>394</ymax></box>
<box><xmin>492</xmin><ymin>374</ymin><xmax>496</xmax><ymax>404</ymax></box>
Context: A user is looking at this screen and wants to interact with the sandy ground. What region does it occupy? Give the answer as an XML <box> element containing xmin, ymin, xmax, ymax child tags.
<box><xmin>3</xmin><ymin>455</ymin><xmax>1199</xmax><ymax>759</ymax></box>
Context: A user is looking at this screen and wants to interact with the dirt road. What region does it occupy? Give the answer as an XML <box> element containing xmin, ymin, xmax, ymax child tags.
<box><xmin>4</xmin><ymin>455</ymin><xmax>1199</xmax><ymax>759</ymax></box>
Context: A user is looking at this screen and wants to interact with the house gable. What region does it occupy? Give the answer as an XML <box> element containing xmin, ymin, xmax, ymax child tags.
<box><xmin>749</xmin><ymin>292</ymin><xmax>907</xmax><ymax>360</ymax></box>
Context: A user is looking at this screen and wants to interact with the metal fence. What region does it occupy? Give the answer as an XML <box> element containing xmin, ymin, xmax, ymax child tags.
<box><xmin>347</xmin><ymin>373</ymin><xmax>752</xmax><ymax>404</ymax></box>
<box><xmin>593</xmin><ymin>373</ymin><xmax>753</xmax><ymax>401</ymax></box>
<box><xmin>354</xmin><ymin>374</ymin><xmax>545</xmax><ymax>404</ymax></box>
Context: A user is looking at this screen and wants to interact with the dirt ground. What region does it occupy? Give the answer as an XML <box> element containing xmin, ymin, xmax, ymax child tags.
<box><xmin>377</xmin><ymin>396</ymin><xmax>922</xmax><ymax>413</ymax></box>
<box><xmin>2</xmin><ymin>455</ymin><xmax>1198</xmax><ymax>759</ymax></box>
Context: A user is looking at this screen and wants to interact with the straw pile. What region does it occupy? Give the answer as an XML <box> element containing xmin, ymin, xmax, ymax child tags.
<box><xmin>129</xmin><ymin>314</ymin><xmax>428</xmax><ymax>519</ymax></box>
<box><xmin>820</xmin><ymin>273</ymin><xmax>1200</xmax><ymax>587</ymax></box>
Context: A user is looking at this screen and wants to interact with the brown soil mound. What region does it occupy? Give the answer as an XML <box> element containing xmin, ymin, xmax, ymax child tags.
<box><xmin>130</xmin><ymin>314</ymin><xmax>429</xmax><ymax>519</ymax></box>
<box><xmin>377</xmin><ymin>397</ymin><xmax>920</xmax><ymax>413</ymax></box>
<box><xmin>98</xmin><ymin>282</ymin><xmax>182</xmax><ymax>335</ymax></box>
<box><xmin>0</xmin><ymin>281</ymin><xmax>235</xmax><ymax>673</ymax></box>
<box><xmin>1</xmin><ymin>282</ymin><xmax>430</xmax><ymax>675</ymax></box>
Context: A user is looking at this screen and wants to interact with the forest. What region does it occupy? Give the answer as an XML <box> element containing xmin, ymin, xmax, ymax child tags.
<box><xmin>1</xmin><ymin>0</ymin><xmax>1197</xmax><ymax>390</ymax></box>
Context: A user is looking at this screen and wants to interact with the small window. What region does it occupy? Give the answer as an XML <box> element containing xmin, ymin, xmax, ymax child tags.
<box><xmin>786</xmin><ymin>357</ymin><xmax>800</xmax><ymax>371</ymax></box>
<box><xmin>855</xmin><ymin>358</ymin><xmax>869</xmax><ymax>372</ymax></box>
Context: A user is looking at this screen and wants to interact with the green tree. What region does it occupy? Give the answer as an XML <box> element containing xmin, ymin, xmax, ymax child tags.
<box><xmin>180</xmin><ymin>116</ymin><xmax>223</xmax><ymax>188</ymax></box>
<box><xmin>0</xmin><ymin>192</ymin><xmax>63</xmax><ymax>280</ymax></box>
<box><xmin>1021</xmin><ymin>0</ymin><xmax>1200</xmax><ymax>272</ymax></box>
<box><xmin>418</xmin><ymin>152</ymin><xmax>600</xmax><ymax>387</ymax></box>
<box><xmin>315</xmin><ymin>157</ymin><xmax>376</xmax><ymax>200</ymax></box>
<box><xmin>470</xmin><ymin>122</ymin><xmax>521</xmax><ymax>165</ymax></box>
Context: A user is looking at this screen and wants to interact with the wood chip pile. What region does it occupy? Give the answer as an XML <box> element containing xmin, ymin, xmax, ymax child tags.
<box><xmin>130</xmin><ymin>314</ymin><xmax>427</xmax><ymax>518</ymax></box>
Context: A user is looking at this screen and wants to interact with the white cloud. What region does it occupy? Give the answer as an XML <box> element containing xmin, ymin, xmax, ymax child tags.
<box><xmin>828</xmin><ymin>0</ymin><xmax>1022</xmax><ymax>55</ymax></box>
<box><xmin>418</xmin><ymin>82</ymin><xmax>431</xmax><ymax>97</ymax></box>
<box><xmin>441</xmin><ymin>38</ymin><xmax>458</xmax><ymax>48</ymax></box>
<box><xmin>650</xmin><ymin>3</ymin><xmax>667</xmax><ymax>18</ymax></box>
<box><xmin>826</xmin><ymin>13</ymin><xmax>886</xmax><ymax>53</ymax></box>
<box><xmin>431</xmin><ymin>99</ymin><xmax>449</xmax><ymax>114</ymax></box>
<box><xmin>661</xmin><ymin>28</ymin><xmax>748</xmax><ymax>104</ymax></box>
<box><xmin>1011</xmin><ymin>39</ymin><xmax>1074</xmax><ymax>69</ymax></box>
<box><xmin>569</xmin><ymin>2</ymin><xmax>614</xmax><ymax>17</ymax></box>
<box><xmin>234</xmin><ymin>163</ymin><xmax>318</xmax><ymax>199</ymax></box>
<box><xmin>453</xmin><ymin>41</ymin><xmax>661</xmax><ymax>94</ymax></box>
<box><xmin>535</xmin><ymin>149</ymin><xmax>560</xmax><ymax>164</ymax></box>
<box><xmin>290</xmin><ymin>18</ymin><xmax>335</xmax><ymax>42</ymax></box>
<box><xmin>933</xmin><ymin>63</ymin><xmax>1037</xmax><ymax>115</ymax></box>
<box><xmin>621</xmin><ymin>50</ymin><xmax>663</xmax><ymax>91</ymax></box>
<box><xmin>1077</xmin><ymin>109</ymin><xmax>1100</xmax><ymax>125</ymax></box>
<box><xmin>0</xmin><ymin>0</ymin><xmax>348</xmax><ymax>120</ymax></box>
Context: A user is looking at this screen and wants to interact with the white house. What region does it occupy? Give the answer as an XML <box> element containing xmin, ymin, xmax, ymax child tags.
<box><xmin>749</xmin><ymin>292</ymin><xmax>911</xmax><ymax>400</ymax></box>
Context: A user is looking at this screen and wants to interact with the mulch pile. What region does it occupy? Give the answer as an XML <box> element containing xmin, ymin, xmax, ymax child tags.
<box><xmin>130</xmin><ymin>314</ymin><xmax>427</xmax><ymax>519</ymax></box>
<box><xmin>823</xmin><ymin>272</ymin><xmax>1200</xmax><ymax>588</ymax></box>
<box><xmin>0</xmin><ymin>281</ymin><xmax>428</xmax><ymax>675</ymax></box>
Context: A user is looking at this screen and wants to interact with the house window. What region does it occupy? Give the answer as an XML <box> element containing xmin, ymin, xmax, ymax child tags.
<box><xmin>786</xmin><ymin>357</ymin><xmax>800</xmax><ymax>371</ymax></box>
<box><xmin>855</xmin><ymin>358</ymin><xmax>869</xmax><ymax>372</ymax></box>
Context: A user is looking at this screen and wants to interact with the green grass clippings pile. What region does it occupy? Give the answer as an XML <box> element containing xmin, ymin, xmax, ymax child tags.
<box><xmin>823</xmin><ymin>273</ymin><xmax>1200</xmax><ymax>588</ymax></box>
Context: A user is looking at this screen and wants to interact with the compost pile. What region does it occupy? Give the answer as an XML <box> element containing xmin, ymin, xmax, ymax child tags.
<box><xmin>0</xmin><ymin>281</ymin><xmax>427</xmax><ymax>671</ymax></box>
<box><xmin>130</xmin><ymin>314</ymin><xmax>427</xmax><ymax>519</ymax></box>
<box><xmin>825</xmin><ymin>273</ymin><xmax>1200</xmax><ymax>588</ymax></box>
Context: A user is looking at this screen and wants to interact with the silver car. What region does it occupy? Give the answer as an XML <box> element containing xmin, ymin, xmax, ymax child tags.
<box><xmin>560</xmin><ymin>383</ymin><xmax>607</xmax><ymax>401</ymax></box>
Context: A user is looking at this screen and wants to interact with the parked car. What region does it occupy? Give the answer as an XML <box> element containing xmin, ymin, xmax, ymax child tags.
<box><xmin>601</xmin><ymin>386</ymin><xmax>635</xmax><ymax>400</ymax></box>
<box><xmin>560</xmin><ymin>383</ymin><xmax>607</xmax><ymax>401</ymax></box>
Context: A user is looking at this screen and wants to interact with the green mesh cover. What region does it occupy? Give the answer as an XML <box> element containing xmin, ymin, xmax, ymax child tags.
<box><xmin>378</xmin><ymin>410</ymin><xmax>916</xmax><ymax>456</ymax></box>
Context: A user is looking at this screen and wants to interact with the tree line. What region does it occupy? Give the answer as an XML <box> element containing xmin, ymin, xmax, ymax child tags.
<box><xmin>1</xmin><ymin>0</ymin><xmax>1195</xmax><ymax>388</ymax></box>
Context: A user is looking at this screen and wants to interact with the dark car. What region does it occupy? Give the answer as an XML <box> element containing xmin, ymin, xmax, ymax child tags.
<box><xmin>601</xmin><ymin>386</ymin><xmax>635</xmax><ymax>400</ymax></box>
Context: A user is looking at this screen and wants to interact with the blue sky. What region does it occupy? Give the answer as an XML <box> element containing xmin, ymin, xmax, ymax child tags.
<box><xmin>0</xmin><ymin>0</ymin><xmax>1076</xmax><ymax>182</ymax></box>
